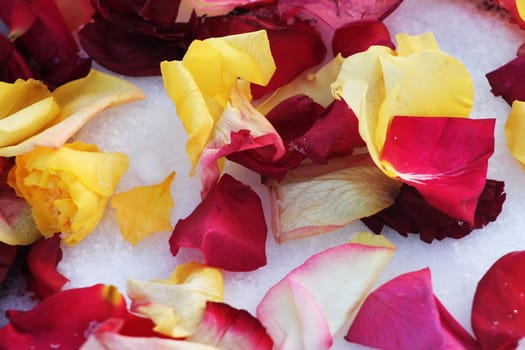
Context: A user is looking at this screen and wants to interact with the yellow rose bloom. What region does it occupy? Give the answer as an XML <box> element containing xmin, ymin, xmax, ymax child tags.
<box><xmin>8</xmin><ymin>141</ymin><xmax>129</xmax><ymax>245</ymax></box>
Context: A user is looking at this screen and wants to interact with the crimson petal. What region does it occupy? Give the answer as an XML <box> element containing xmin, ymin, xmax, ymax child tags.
<box><xmin>381</xmin><ymin>116</ymin><xmax>495</xmax><ymax>223</ymax></box>
<box><xmin>170</xmin><ymin>174</ymin><xmax>267</xmax><ymax>272</ymax></box>
<box><xmin>277</xmin><ymin>0</ymin><xmax>403</xmax><ymax>29</ymax></box>
<box><xmin>472</xmin><ymin>251</ymin><xmax>525</xmax><ymax>350</ymax></box>
<box><xmin>362</xmin><ymin>180</ymin><xmax>505</xmax><ymax>243</ymax></box>
<box><xmin>486</xmin><ymin>55</ymin><xmax>525</xmax><ymax>105</ymax></box>
<box><xmin>25</xmin><ymin>235</ymin><xmax>69</xmax><ymax>300</ymax></box>
<box><xmin>332</xmin><ymin>20</ymin><xmax>394</xmax><ymax>57</ymax></box>
<box><xmin>189</xmin><ymin>302</ymin><xmax>273</xmax><ymax>349</ymax></box>
<box><xmin>0</xmin><ymin>242</ymin><xmax>17</xmax><ymax>285</ymax></box>
<box><xmin>0</xmin><ymin>35</ymin><xmax>33</xmax><ymax>83</ymax></box>
<box><xmin>346</xmin><ymin>268</ymin><xmax>479</xmax><ymax>350</ymax></box>
<box><xmin>0</xmin><ymin>284</ymin><xmax>128</xmax><ymax>349</ymax></box>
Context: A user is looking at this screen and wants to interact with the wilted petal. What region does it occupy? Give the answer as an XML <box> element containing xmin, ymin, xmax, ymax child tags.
<box><xmin>332</xmin><ymin>20</ymin><xmax>394</xmax><ymax>57</ymax></box>
<box><xmin>472</xmin><ymin>251</ymin><xmax>525</xmax><ymax>350</ymax></box>
<box><xmin>256</xmin><ymin>233</ymin><xmax>396</xmax><ymax>350</ymax></box>
<box><xmin>111</xmin><ymin>172</ymin><xmax>175</xmax><ymax>246</ymax></box>
<box><xmin>188</xmin><ymin>302</ymin><xmax>273</xmax><ymax>349</ymax></box>
<box><xmin>266</xmin><ymin>155</ymin><xmax>400</xmax><ymax>242</ymax></box>
<box><xmin>277</xmin><ymin>0</ymin><xmax>403</xmax><ymax>29</ymax></box>
<box><xmin>0</xmin><ymin>70</ymin><xmax>145</xmax><ymax>157</ymax></box>
<box><xmin>127</xmin><ymin>262</ymin><xmax>223</xmax><ymax>338</ymax></box>
<box><xmin>362</xmin><ymin>180</ymin><xmax>506</xmax><ymax>243</ymax></box>
<box><xmin>346</xmin><ymin>268</ymin><xmax>479</xmax><ymax>350</ymax></box>
<box><xmin>0</xmin><ymin>284</ymin><xmax>128</xmax><ymax>349</ymax></box>
<box><xmin>486</xmin><ymin>55</ymin><xmax>525</xmax><ymax>105</ymax></box>
<box><xmin>170</xmin><ymin>174</ymin><xmax>267</xmax><ymax>271</ymax></box>
<box><xmin>380</xmin><ymin>116</ymin><xmax>495</xmax><ymax>223</ymax></box>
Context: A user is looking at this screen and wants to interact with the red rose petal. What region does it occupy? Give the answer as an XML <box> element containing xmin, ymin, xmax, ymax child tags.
<box><xmin>472</xmin><ymin>251</ymin><xmax>525</xmax><ymax>350</ymax></box>
<box><xmin>277</xmin><ymin>0</ymin><xmax>403</xmax><ymax>29</ymax></box>
<box><xmin>362</xmin><ymin>180</ymin><xmax>506</xmax><ymax>243</ymax></box>
<box><xmin>170</xmin><ymin>174</ymin><xmax>267</xmax><ymax>272</ymax></box>
<box><xmin>495</xmin><ymin>0</ymin><xmax>525</xmax><ymax>29</ymax></box>
<box><xmin>346</xmin><ymin>268</ymin><xmax>479</xmax><ymax>350</ymax></box>
<box><xmin>332</xmin><ymin>20</ymin><xmax>394</xmax><ymax>57</ymax></box>
<box><xmin>381</xmin><ymin>116</ymin><xmax>495</xmax><ymax>223</ymax></box>
<box><xmin>486</xmin><ymin>55</ymin><xmax>525</xmax><ymax>105</ymax></box>
<box><xmin>0</xmin><ymin>34</ymin><xmax>34</xmax><ymax>83</ymax></box>
<box><xmin>25</xmin><ymin>235</ymin><xmax>69</xmax><ymax>300</ymax></box>
<box><xmin>189</xmin><ymin>302</ymin><xmax>273</xmax><ymax>349</ymax></box>
<box><xmin>0</xmin><ymin>284</ymin><xmax>128</xmax><ymax>349</ymax></box>
<box><xmin>0</xmin><ymin>242</ymin><xmax>17</xmax><ymax>285</ymax></box>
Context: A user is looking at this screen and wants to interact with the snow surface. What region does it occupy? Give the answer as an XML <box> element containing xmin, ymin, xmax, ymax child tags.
<box><xmin>2</xmin><ymin>0</ymin><xmax>525</xmax><ymax>348</ymax></box>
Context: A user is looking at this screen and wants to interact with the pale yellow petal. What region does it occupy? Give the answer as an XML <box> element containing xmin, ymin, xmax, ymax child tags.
<box><xmin>267</xmin><ymin>156</ymin><xmax>401</xmax><ymax>243</ymax></box>
<box><xmin>258</xmin><ymin>55</ymin><xmax>344</xmax><ymax>116</ymax></box>
<box><xmin>517</xmin><ymin>0</ymin><xmax>525</xmax><ymax>20</ymax></box>
<box><xmin>505</xmin><ymin>100</ymin><xmax>525</xmax><ymax>169</ymax></box>
<box><xmin>395</xmin><ymin>32</ymin><xmax>439</xmax><ymax>56</ymax></box>
<box><xmin>111</xmin><ymin>172</ymin><xmax>175</xmax><ymax>246</ymax></box>
<box><xmin>348</xmin><ymin>232</ymin><xmax>396</xmax><ymax>249</ymax></box>
<box><xmin>127</xmin><ymin>262</ymin><xmax>224</xmax><ymax>338</ymax></box>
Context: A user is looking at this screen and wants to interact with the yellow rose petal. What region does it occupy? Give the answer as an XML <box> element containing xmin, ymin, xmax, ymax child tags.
<box><xmin>0</xmin><ymin>79</ymin><xmax>51</xmax><ymax>119</ymax></box>
<box><xmin>395</xmin><ymin>32</ymin><xmax>439</xmax><ymax>56</ymax></box>
<box><xmin>505</xmin><ymin>100</ymin><xmax>525</xmax><ymax>169</ymax></box>
<box><xmin>111</xmin><ymin>172</ymin><xmax>175</xmax><ymax>246</ymax></box>
<box><xmin>127</xmin><ymin>262</ymin><xmax>223</xmax><ymax>338</ymax></box>
<box><xmin>517</xmin><ymin>0</ymin><xmax>525</xmax><ymax>20</ymax></box>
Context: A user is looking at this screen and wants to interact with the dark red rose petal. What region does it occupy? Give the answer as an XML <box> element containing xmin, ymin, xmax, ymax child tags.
<box><xmin>170</xmin><ymin>174</ymin><xmax>267</xmax><ymax>272</ymax></box>
<box><xmin>332</xmin><ymin>20</ymin><xmax>394</xmax><ymax>57</ymax></box>
<box><xmin>361</xmin><ymin>180</ymin><xmax>505</xmax><ymax>243</ymax></box>
<box><xmin>0</xmin><ymin>284</ymin><xmax>129</xmax><ymax>349</ymax></box>
<box><xmin>277</xmin><ymin>0</ymin><xmax>403</xmax><ymax>29</ymax></box>
<box><xmin>0</xmin><ymin>34</ymin><xmax>34</xmax><ymax>83</ymax></box>
<box><xmin>486</xmin><ymin>55</ymin><xmax>525</xmax><ymax>105</ymax></box>
<box><xmin>346</xmin><ymin>268</ymin><xmax>479</xmax><ymax>349</ymax></box>
<box><xmin>189</xmin><ymin>301</ymin><xmax>273</xmax><ymax>349</ymax></box>
<box><xmin>0</xmin><ymin>242</ymin><xmax>17</xmax><ymax>285</ymax></box>
<box><xmin>289</xmin><ymin>99</ymin><xmax>364</xmax><ymax>163</ymax></box>
<box><xmin>381</xmin><ymin>116</ymin><xmax>495</xmax><ymax>223</ymax></box>
<box><xmin>25</xmin><ymin>235</ymin><xmax>69</xmax><ymax>300</ymax></box>
<box><xmin>472</xmin><ymin>251</ymin><xmax>525</xmax><ymax>350</ymax></box>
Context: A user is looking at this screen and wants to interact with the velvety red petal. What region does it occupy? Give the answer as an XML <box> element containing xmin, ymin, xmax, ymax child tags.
<box><xmin>289</xmin><ymin>99</ymin><xmax>364</xmax><ymax>164</ymax></box>
<box><xmin>472</xmin><ymin>251</ymin><xmax>525</xmax><ymax>350</ymax></box>
<box><xmin>381</xmin><ymin>116</ymin><xmax>495</xmax><ymax>223</ymax></box>
<box><xmin>79</xmin><ymin>9</ymin><xmax>196</xmax><ymax>76</ymax></box>
<box><xmin>251</xmin><ymin>21</ymin><xmax>326</xmax><ymax>99</ymax></box>
<box><xmin>277</xmin><ymin>0</ymin><xmax>403</xmax><ymax>29</ymax></box>
<box><xmin>25</xmin><ymin>235</ymin><xmax>69</xmax><ymax>300</ymax></box>
<box><xmin>93</xmin><ymin>314</ymin><xmax>164</xmax><ymax>338</ymax></box>
<box><xmin>0</xmin><ymin>0</ymin><xmax>92</xmax><ymax>88</ymax></box>
<box><xmin>332</xmin><ymin>20</ymin><xmax>394</xmax><ymax>57</ymax></box>
<box><xmin>362</xmin><ymin>180</ymin><xmax>505</xmax><ymax>243</ymax></box>
<box><xmin>0</xmin><ymin>242</ymin><xmax>17</xmax><ymax>285</ymax></box>
<box><xmin>135</xmin><ymin>0</ymin><xmax>182</xmax><ymax>30</ymax></box>
<box><xmin>54</xmin><ymin>0</ymin><xmax>94</xmax><ymax>31</ymax></box>
<box><xmin>189</xmin><ymin>302</ymin><xmax>273</xmax><ymax>349</ymax></box>
<box><xmin>170</xmin><ymin>174</ymin><xmax>267</xmax><ymax>272</ymax></box>
<box><xmin>486</xmin><ymin>55</ymin><xmax>525</xmax><ymax>105</ymax></box>
<box><xmin>346</xmin><ymin>268</ymin><xmax>479</xmax><ymax>350</ymax></box>
<box><xmin>0</xmin><ymin>284</ymin><xmax>129</xmax><ymax>349</ymax></box>
<box><xmin>0</xmin><ymin>35</ymin><xmax>34</xmax><ymax>83</ymax></box>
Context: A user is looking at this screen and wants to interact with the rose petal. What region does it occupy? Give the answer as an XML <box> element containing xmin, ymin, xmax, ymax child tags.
<box><xmin>277</xmin><ymin>0</ymin><xmax>403</xmax><ymax>29</ymax></box>
<box><xmin>332</xmin><ymin>20</ymin><xmax>394</xmax><ymax>57</ymax></box>
<box><xmin>362</xmin><ymin>180</ymin><xmax>506</xmax><ymax>243</ymax></box>
<box><xmin>472</xmin><ymin>251</ymin><xmax>525</xmax><ymax>350</ymax></box>
<box><xmin>494</xmin><ymin>0</ymin><xmax>525</xmax><ymax>29</ymax></box>
<box><xmin>82</xmin><ymin>332</ymin><xmax>219</xmax><ymax>350</ymax></box>
<box><xmin>380</xmin><ymin>116</ymin><xmax>495</xmax><ymax>223</ymax></box>
<box><xmin>486</xmin><ymin>55</ymin><xmax>525</xmax><ymax>105</ymax></box>
<box><xmin>0</xmin><ymin>34</ymin><xmax>33</xmax><ymax>82</ymax></box>
<box><xmin>188</xmin><ymin>302</ymin><xmax>273</xmax><ymax>349</ymax></box>
<box><xmin>256</xmin><ymin>233</ymin><xmax>396</xmax><ymax>350</ymax></box>
<box><xmin>183</xmin><ymin>0</ymin><xmax>273</xmax><ymax>17</ymax></box>
<box><xmin>0</xmin><ymin>242</ymin><xmax>17</xmax><ymax>285</ymax></box>
<box><xmin>25</xmin><ymin>235</ymin><xmax>68</xmax><ymax>299</ymax></box>
<box><xmin>0</xmin><ymin>284</ymin><xmax>128</xmax><ymax>349</ymax></box>
<box><xmin>346</xmin><ymin>268</ymin><xmax>479</xmax><ymax>350</ymax></box>
<box><xmin>111</xmin><ymin>172</ymin><xmax>175</xmax><ymax>246</ymax></box>
<box><xmin>54</xmin><ymin>0</ymin><xmax>94</xmax><ymax>31</ymax></box>
<box><xmin>266</xmin><ymin>155</ymin><xmax>400</xmax><ymax>242</ymax></box>
<box><xmin>170</xmin><ymin>174</ymin><xmax>267</xmax><ymax>271</ymax></box>
<box><xmin>127</xmin><ymin>262</ymin><xmax>223</xmax><ymax>338</ymax></box>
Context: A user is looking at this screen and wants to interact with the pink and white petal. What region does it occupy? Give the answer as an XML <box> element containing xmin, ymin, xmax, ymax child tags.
<box><xmin>81</xmin><ymin>332</ymin><xmax>219</xmax><ymax>350</ymax></box>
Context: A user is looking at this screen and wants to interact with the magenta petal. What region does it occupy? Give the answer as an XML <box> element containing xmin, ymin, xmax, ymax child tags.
<box><xmin>472</xmin><ymin>251</ymin><xmax>525</xmax><ymax>350</ymax></box>
<box><xmin>170</xmin><ymin>174</ymin><xmax>267</xmax><ymax>272</ymax></box>
<box><xmin>346</xmin><ymin>268</ymin><xmax>479</xmax><ymax>350</ymax></box>
<box><xmin>332</xmin><ymin>20</ymin><xmax>394</xmax><ymax>57</ymax></box>
<box><xmin>190</xmin><ymin>302</ymin><xmax>273</xmax><ymax>349</ymax></box>
<box><xmin>381</xmin><ymin>116</ymin><xmax>495</xmax><ymax>223</ymax></box>
<box><xmin>486</xmin><ymin>55</ymin><xmax>525</xmax><ymax>105</ymax></box>
<box><xmin>25</xmin><ymin>235</ymin><xmax>69</xmax><ymax>300</ymax></box>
